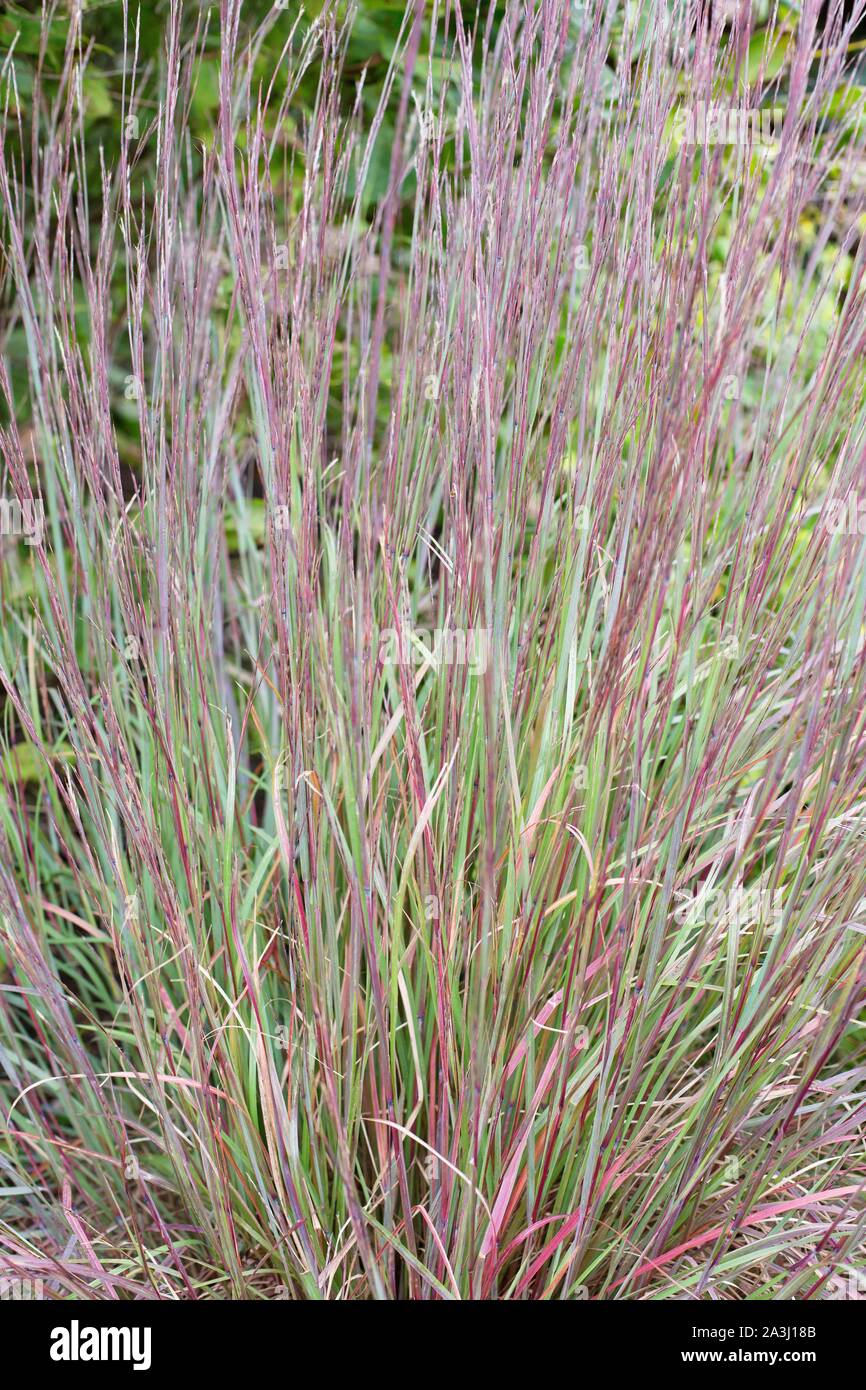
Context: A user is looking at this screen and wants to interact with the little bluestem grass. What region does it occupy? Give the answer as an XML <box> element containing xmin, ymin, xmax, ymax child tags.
<box><xmin>0</xmin><ymin>0</ymin><xmax>865</xmax><ymax>1299</ymax></box>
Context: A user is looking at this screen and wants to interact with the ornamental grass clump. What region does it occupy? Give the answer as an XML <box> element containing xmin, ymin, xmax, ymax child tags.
<box><xmin>0</xmin><ymin>0</ymin><xmax>865</xmax><ymax>1299</ymax></box>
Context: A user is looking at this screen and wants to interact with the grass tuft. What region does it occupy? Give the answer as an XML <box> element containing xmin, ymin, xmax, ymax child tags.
<box><xmin>1</xmin><ymin>0</ymin><xmax>865</xmax><ymax>1299</ymax></box>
